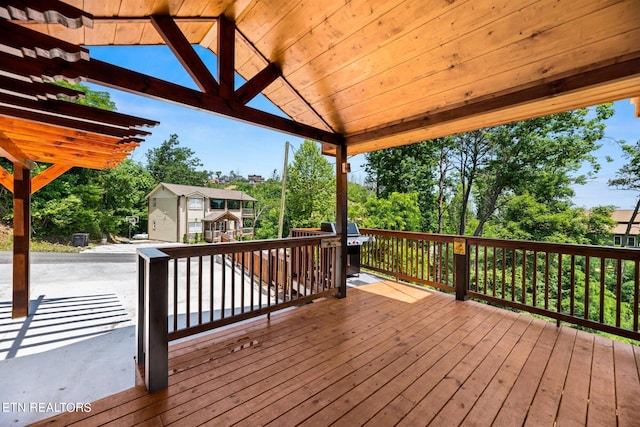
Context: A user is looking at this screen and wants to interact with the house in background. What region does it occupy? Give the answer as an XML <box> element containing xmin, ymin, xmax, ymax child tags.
<box><xmin>612</xmin><ymin>209</ymin><xmax>640</xmax><ymax>247</ymax></box>
<box><xmin>147</xmin><ymin>183</ymin><xmax>256</xmax><ymax>243</ymax></box>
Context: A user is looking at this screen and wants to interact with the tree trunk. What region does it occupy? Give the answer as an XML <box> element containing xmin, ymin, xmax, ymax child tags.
<box><xmin>622</xmin><ymin>197</ymin><xmax>640</xmax><ymax>247</ymax></box>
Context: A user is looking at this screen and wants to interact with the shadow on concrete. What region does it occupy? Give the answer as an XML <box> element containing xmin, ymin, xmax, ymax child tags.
<box><xmin>0</xmin><ymin>294</ymin><xmax>131</xmax><ymax>360</ymax></box>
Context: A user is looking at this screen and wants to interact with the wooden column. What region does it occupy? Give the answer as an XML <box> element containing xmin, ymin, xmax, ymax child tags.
<box><xmin>335</xmin><ymin>144</ymin><xmax>348</xmax><ymax>298</ymax></box>
<box><xmin>12</xmin><ymin>163</ymin><xmax>30</xmax><ymax>318</ymax></box>
<box><xmin>137</xmin><ymin>247</ymin><xmax>170</xmax><ymax>392</ymax></box>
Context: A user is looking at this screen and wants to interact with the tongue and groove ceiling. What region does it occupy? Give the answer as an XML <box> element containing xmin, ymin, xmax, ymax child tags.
<box><xmin>6</xmin><ymin>0</ymin><xmax>640</xmax><ymax>156</ymax></box>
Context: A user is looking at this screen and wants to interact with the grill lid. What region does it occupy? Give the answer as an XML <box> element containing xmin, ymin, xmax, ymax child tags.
<box><xmin>320</xmin><ymin>222</ymin><xmax>360</xmax><ymax>236</ymax></box>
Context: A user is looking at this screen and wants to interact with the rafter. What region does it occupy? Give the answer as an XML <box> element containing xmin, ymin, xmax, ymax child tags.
<box><xmin>0</xmin><ymin>19</ymin><xmax>89</xmax><ymax>62</ymax></box>
<box><xmin>632</xmin><ymin>97</ymin><xmax>640</xmax><ymax>118</ymax></box>
<box><xmin>150</xmin><ymin>14</ymin><xmax>219</xmax><ymax>94</ymax></box>
<box><xmin>0</xmin><ymin>52</ymin><xmax>342</xmax><ymax>145</ymax></box>
<box><xmin>217</xmin><ymin>15</ymin><xmax>235</xmax><ymax>100</ymax></box>
<box><xmin>0</xmin><ymin>132</ymin><xmax>32</xmax><ymax>168</ymax></box>
<box><xmin>0</xmin><ymin>75</ymin><xmax>84</xmax><ymax>100</ymax></box>
<box><xmin>235</xmin><ymin>62</ymin><xmax>281</xmax><ymax>105</ymax></box>
<box><xmin>344</xmin><ymin>56</ymin><xmax>640</xmax><ymax>147</ymax></box>
<box><xmin>0</xmin><ymin>0</ymin><xmax>93</xmax><ymax>28</ymax></box>
<box><xmin>31</xmin><ymin>163</ymin><xmax>72</xmax><ymax>193</ymax></box>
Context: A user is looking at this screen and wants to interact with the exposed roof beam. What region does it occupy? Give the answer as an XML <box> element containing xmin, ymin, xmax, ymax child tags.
<box><xmin>0</xmin><ymin>91</ymin><xmax>157</xmax><ymax>131</ymax></box>
<box><xmin>345</xmin><ymin>56</ymin><xmax>640</xmax><ymax>146</ymax></box>
<box><xmin>0</xmin><ymin>0</ymin><xmax>93</xmax><ymax>28</ymax></box>
<box><xmin>0</xmin><ymin>19</ymin><xmax>89</xmax><ymax>61</ymax></box>
<box><xmin>217</xmin><ymin>15</ymin><xmax>235</xmax><ymax>100</ymax></box>
<box><xmin>632</xmin><ymin>97</ymin><xmax>640</xmax><ymax>118</ymax></box>
<box><xmin>235</xmin><ymin>62</ymin><xmax>281</xmax><ymax>105</ymax></box>
<box><xmin>0</xmin><ymin>75</ymin><xmax>83</xmax><ymax>100</ymax></box>
<box><xmin>0</xmin><ymin>52</ymin><xmax>342</xmax><ymax>145</ymax></box>
<box><xmin>150</xmin><ymin>14</ymin><xmax>219</xmax><ymax>94</ymax></box>
<box><xmin>0</xmin><ymin>132</ymin><xmax>32</xmax><ymax>168</ymax></box>
<box><xmin>0</xmin><ymin>103</ymin><xmax>149</xmax><ymax>138</ymax></box>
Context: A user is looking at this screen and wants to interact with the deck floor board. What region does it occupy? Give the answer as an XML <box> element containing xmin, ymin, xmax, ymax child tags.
<box><xmin>30</xmin><ymin>281</ymin><xmax>640</xmax><ymax>427</ymax></box>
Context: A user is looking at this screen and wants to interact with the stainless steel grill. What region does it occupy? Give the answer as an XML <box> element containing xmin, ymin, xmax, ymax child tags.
<box><xmin>320</xmin><ymin>222</ymin><xmax>373</xmax><ymax>276</ymax></box>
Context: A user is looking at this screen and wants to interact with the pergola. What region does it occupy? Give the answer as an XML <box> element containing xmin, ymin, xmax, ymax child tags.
<box><xmin>1</xmin><ymin>1</ymin><xmax>639</xmax><ymax>314</ymax></box>
<box><xmin>0</xmin><ymin>2</ymin><xmax>159</xmax><ymax>317</ymax></box>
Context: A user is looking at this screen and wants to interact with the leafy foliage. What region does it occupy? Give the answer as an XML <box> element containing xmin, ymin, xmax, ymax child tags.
<box><xmin>286</xmin><ymin>140</ymin><xmax>335</xmax><ymax>229</ymax></box>
<box><xmin>146</xmin><ymin>134</ymin><xmax>211</xmax><ymax>186</ymax></box>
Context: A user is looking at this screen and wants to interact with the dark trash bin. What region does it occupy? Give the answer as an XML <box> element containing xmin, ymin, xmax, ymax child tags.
<box><xmin>72</xmin><ymin>233</ymin><xmax>90</xmax><ymax>247</ymax></box>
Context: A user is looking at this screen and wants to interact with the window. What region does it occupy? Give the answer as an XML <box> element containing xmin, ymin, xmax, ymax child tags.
<box><xmin>188</xmin><ymin>222</ymin><xmax>202</xmax><ymax>233</ymax></box>
<box><xmin>628</xmin><ymin>236</ymin><xmax>636</xmax><ymax>247</ymax></box>
<box><xmin>188</xmin><ymin>197</ymin><xmax>203</xmax><ymax>210</ymax></box>
<box><xmin>152</xmin><ymin>220</ymin><xmax>156</xmax><ymax>230</ymax></box>
<box><xmin>243</xmin><ymin>201</ymin><xmax>253</xmax><ymax>208</ymax></box>
<box><xmin>152</xmin><ymin>198</ymin><xmax>157</xmax><ymax>207</ymax></box>
<box><xmin>227</xmin><ymin>200</ymin><xmax>241</xmax><ymax>210</ymax></box>
<box><xmin>614</xmin><ymin>236</ymin><xmax>622</xmax><ymax>246</ymax></box>
<box><xmin>210</xmin><ymin>199</ymin><xmax>224</xmax><ymax>210</ymax></box>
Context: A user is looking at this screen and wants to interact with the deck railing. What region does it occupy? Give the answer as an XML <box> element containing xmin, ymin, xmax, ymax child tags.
<box><xmin>360</xmin><ymin>228</ymin><xmax>640</xmax><ymax>342</ymax></box>
<box><xmin>137</xmin><ymin>235</ymin><xmax>339</xmax><ymax>392</ymax></box>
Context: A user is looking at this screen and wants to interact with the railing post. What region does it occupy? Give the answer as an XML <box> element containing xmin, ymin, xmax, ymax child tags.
<box><xmin>137</xmin><ymin>247</ymin><xmax>170</xmax><ymax>393</ymax></box>
<box><xmin>335</xmin><ymin>143</ymin><xmax>348</xmax><ymax>298</ymax></box>
<box><xmin>454</xmin><ymin>238</ymin><xmax>468</xmax><ymax>301</ymax></box>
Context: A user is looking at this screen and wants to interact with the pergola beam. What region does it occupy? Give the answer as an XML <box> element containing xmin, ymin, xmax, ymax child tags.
<box><xmin>0</xmin><ymin>132</ymin><xmax>32</xmax><ymax>169</ymax></box>
<box><xmin>150</xmin><ymin>14</ymin><xmax>219</xmax><ymax>94</ymax></box>
<box><xmin>0</xmin><ymin>0</ymin><xmax>93</xmax><ymax>28</ymax></box>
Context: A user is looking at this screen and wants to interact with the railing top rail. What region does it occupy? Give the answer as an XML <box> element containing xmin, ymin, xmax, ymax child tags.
<box><xmin>465</xmin><ymin>236</ymin><xmax>640</xmax><ymax>259</ymax></box>
<box><xmin>359</xmin><ymin>228</ymin><xmax>640</xmax><ymax>260</ymax></box>
<box><xmin>149</xmin><ymin>235</ymin><xmax>338</xmax><ymax>259</ymax></box>
<box><xmin>359</xmin><ymin>228</ymin><xmax>455</xmax><ymax>243</ymax></box>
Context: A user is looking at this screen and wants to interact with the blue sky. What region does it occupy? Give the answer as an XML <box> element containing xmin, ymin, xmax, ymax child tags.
<box><xmin>88</xmin><ymin>45</ymin><xmax>639</xmax><ymax>210</ymax></box>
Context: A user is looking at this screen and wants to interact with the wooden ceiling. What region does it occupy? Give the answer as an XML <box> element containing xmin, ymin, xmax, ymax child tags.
<box><xmin>8</xmin><ymin>0</ymin><xmax>640</xmax><ymax>156</ymax></box>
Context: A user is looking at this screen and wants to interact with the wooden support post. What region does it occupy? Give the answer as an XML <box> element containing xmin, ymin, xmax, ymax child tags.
<box><xmin>12</xmin><ymin>163</ymin><xmax>30</xmax><ymax>318</ymax></box>
<box><xmin>335</xmin><ymin>144</ymin><xmax>348</xmax><ymax>298</ymax></box>
<box><xmin>137</xmin><ymin>247</ymin><xmax>170</xmax><ymax>392</ymax></box>
<box><xmin>454</xmin><ymin>238</ymin><xmax>468</xmax><ymax>301</ymax></box>
<box><xmin>217</xmin><ymin>15</ymin><xmax>235</xmax><ymax>100</ymax></box>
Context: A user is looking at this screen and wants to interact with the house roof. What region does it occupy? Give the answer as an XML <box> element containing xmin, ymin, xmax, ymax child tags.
<box><xmin>150</xmin><ymin>182</ymin><xmax>257</xmax><ymax>202</ymax></box>
<box><xmin>7</xmin><ymin>1</ymin><xmax>639</xmax><ymax>156</ymax></box>
<box><xmin>612</xmin><ymin>209</ymin><xmax>640</xmax><ymax>236</ymax></box>
<box><xmin>203</xmin><ymin>210</ymin><xmax>241</xmax><ymax>222</ymax></box>
<box><xmin>612</xmin><ymin>210</ymin><xmax>640</xmax><ymax>224</ymax></box>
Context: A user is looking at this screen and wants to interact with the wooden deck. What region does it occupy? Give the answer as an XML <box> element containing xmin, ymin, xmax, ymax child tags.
<box><xmin>32</xmin><ymin>280</ymin><xmax>640</xmax><ymax>426</ymax></box>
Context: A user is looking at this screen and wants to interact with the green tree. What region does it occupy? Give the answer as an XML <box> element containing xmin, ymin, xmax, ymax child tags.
<box><xmin>287</xmin><ymin>140</ymin><xmax>335</xmax><ymax>230</ymax></box>
<box><xmin>364</xmin><ymin>142</ymin><xmax>439</xmax><ymax>231</ymax></box>
<box><xmin>471</xmin><ymin>105</ymin><xmax>614</xmax><ymax>236</ymax></box>
<box><xmin>96</xmin><ymin>160</ymin><xmax>155</xmax><ymax>236</ymax></box>
<box><xmin>146</xmin><ymin>134</ymin><xmax>211</xmax><ymax>185</ymax></box>
<box><xmin>609</xmin><ymin>140</ymin><xmax>640</xmax><ymax>247</ymax></box>
<box><xmin>361</xmin><ymin>192</ymin><xmax>421</xmax><ymax>231</ymax></box>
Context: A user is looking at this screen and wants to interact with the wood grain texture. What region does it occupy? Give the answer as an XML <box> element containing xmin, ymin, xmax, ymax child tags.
<box><xmin>30</xmin><ymin>280</ymin><xmax>640</xmax><ymax>427</ymax></box>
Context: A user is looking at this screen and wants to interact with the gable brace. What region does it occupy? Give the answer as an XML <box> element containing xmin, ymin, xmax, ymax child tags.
<box><xmin>31</xmin><ymin>163</ymin><xmax>72</xmax><ymax>193</ymax></box>
<box><xmin>217</xmin><ymin>15</ymin><xmax>235</xmax><ymax>100</ymax></box>
<box><xmin>0</xmin><ymin>51</ymin><xmax>343</xmax><ymax>145</ymax></box>
<box><xmin>150</xmin><ymin>14</ymin><xmax>219</xmax><ymax>95</ymax></box>
<box><xmin>235</xmin><ymin>63</ymin><xmax>281</xmax><ymax>105</ymax></box>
